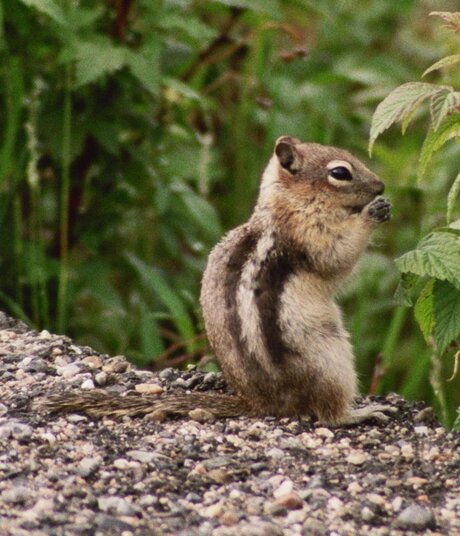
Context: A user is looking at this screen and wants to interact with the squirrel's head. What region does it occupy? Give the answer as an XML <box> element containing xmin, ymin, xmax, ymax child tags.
<box><xmin>267</xmin><ymin>136</ymin><xmax>384</xmax><ymax>211</ymax></box>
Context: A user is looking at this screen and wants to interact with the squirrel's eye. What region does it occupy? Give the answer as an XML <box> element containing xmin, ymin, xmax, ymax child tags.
<box><xmin>329</xmin><ymin>166</ymin><xmax>353</xmax><ymax>181</ymax></box>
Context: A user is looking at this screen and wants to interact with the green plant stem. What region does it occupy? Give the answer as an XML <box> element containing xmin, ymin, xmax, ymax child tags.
<box><xmin>381</xmin><ymin>306</ymin><xmax>408</xmax><ymax>365</ymax></box>
<box><xmin>13</xmin><ymin>195</ymin><xmax>24</xmax><ymax>310</ymax></box>
<box><xmin>430</xmin><ymin>351</ymin><xmax>449</xmax><ymax>426</ymax></box>
<box><xmin>57</xmin><ymin>65</ymin><xmax>72</xmax><ymax>334</ymax></box>
<box><xmin>376</xmin><ymin>306</ymin><xmax>408</xmax><ymax>394</ymax></box>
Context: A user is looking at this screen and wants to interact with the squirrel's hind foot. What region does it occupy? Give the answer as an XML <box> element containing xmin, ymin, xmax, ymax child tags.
<box><xmin>341</xmin><ymin>403</ymin><xmax>397</xmax><ymax>425</ymax></box>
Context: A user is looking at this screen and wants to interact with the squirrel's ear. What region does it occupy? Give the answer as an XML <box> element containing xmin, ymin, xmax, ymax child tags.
<box><xmin>275</xmin><ymin>136</ymin><xmax>301</xmax><ymax>174</ymax></box>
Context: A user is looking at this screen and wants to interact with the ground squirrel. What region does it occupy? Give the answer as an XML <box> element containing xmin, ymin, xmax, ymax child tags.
<box><xmin>42</xmin><ymin>136</ymin><xmax>393</xmax><ymax>425</ymax></box>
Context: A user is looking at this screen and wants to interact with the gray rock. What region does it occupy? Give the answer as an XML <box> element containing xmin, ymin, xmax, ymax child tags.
<box><xmin>158</xmin><ymin>367</ymin><xmax>176</xmax><ymax>380</ymax></box>
<box><xmin>97</xmin><ymin>496</ymin><xmax>137</xmax><ymax>516</ymax></box>
<box><xmin>77</xmin><ymin>456</ymin><xmax>101</xmax><ymax>477</ymax></box>
<box><xmin>0</xmin><ymin>421</ymin><xmax>33</xmax><ymax>440</ymax></box>
<box><xmin>241</xmin><ymin>521</ymin><xmax>283</xmax><ymax>536</ymax></box>
<box><xmin>278</xmin><ymin>436</ymin><xmax>303</xmax><ymax>450</ymax></box>
<box><xmin>95</xmin><ymin>514</ymin><xmax>136</xmax><ymax>532</ymax></box>
<box><xmin>396</xmin><ymin>503</ymin><xmax>435</xmax><ymax>529</ymax></box>
<box><xmin>127</xmin><ymin>449</ymin><xmax>156</xmax><ymax>463</ymax></box>
<box><xmin>57</xmin><ymin>363</ymin><xmax>81</xmax><ymax>378</ymax></box>
<box><xmin>301</xmin><ymin>518</ymin><xmax>328</xmax><ymax>535</ymax></box>
<box><xmin>2</xmin><ymin>486</ymin><xmax>35</xmax><ymax>504</ymax></box>
<box><xmin>203</xmin><ymin>456</ymin><xmax>233</xmax><ymax>470</ymax></box>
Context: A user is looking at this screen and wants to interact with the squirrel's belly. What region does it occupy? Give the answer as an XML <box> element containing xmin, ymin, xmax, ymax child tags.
<box><xmin>200</xmin><ymin>230</ymin><xmax>358</xmax><ymax>419</ymax></box>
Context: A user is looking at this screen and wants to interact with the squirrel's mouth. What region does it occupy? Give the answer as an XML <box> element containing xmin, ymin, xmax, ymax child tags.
<box><xmin>349</xmin><ymin>190</ymin><xmax>382</xmax><ymax>214</ymax></box>
<box><xmin>349</xmin><ymin>203</ymin><xmax>367</xmax><ymax>214</ymax></box>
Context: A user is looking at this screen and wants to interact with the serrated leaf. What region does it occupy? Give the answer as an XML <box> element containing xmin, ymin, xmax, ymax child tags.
<box><xmin>414</xmin><ymin>278</ymin><xmax>435</xmax><ymax>343</ymax></box>
<box><xmin>430</xmin><ymin>90</ymin><xmax>460</xmax><ymax>131</ymax></box>
<box><xmin>400</xmin><ymin>104</ymin><xmax>421</xmax><ymax>135</ymax></box>
<box><xmin>447</xmin><ymin>173</ymin><xmax>460</xmax><ymax>224</ymax></box>
<box><xmin>19</xmin><ymin>0</ymin><xmax>66</xmax><ymax>25</ymax></box>
<box><xmin>432</xmin><ymin>280</ymin><xmax>460</xmax><ymax>354</ymax></box>
<box><xmin>395</xmin><ymin>231</ymin><xmax>460</xmax><ymax>291</ymax></box>
<box><xmin>74</xmin><ymin>40</ymin><xmax>127</xmax><ymax>87</ymax></box>
<box><xmin>418</xmin><ymin>114</ymin><xmax>460</xmax><ymax>182</ymax></box>
<box><xmin>126</xmin><ymin>254</ymin><xmax>196</xmax><ymax>342</ymax></box>
<box><xmin>430</xmin><ymin>11</ymin><xmax>460</xmax><ymax>33</ymax></box>
<box><xmin>126</xmin><ymin>39</ymin><xmax>161</xmax><ymax>96</ymax></box>
<box><xmin>393</xmin><ymin>272</ymin><xmax>420</xmax><ymax>306</ymax></box>
<box><xmin>423</xmin><ymin>54</ymin><xmax>460</xmax><ymax>77</ymax></box>
<box><xmin>369</xmin><ymin>82</ymin><xmax>444</xmax><ymax>155</ymax></box>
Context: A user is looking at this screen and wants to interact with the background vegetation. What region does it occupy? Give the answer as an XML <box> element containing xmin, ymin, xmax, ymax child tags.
<box><xmin>1</xmin><ymin>0</ymin><xmax>459</xmax><ymax>425</ymax></box>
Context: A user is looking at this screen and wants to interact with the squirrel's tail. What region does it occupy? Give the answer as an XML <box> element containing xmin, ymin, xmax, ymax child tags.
<box><xmin>37</xmin><ymin>391</ymin><xmax>249</xmax><ymax>420</ymax></box>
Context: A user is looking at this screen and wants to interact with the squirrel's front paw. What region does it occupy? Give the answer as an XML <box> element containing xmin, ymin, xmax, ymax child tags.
<box><xmin>364</xmin><ymin>196</ymin><xmax>391</xmax><ymax>223</ymax></box>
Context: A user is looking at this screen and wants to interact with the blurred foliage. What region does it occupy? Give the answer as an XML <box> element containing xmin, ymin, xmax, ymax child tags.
<box><xmin>0</xmin><ymin>0</ymin><xmax>459</xmax><ymax>425</ymax></box>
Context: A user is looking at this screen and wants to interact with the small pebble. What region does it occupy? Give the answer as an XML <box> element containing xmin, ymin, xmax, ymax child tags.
<box><xmin>77</xmin><ymin>457</ymin><xmax>101</xmax><ymax>477</ymax></box>
<box><xmin>188</xmin><ymin>408</ymin><xmax>215</xmax><ymax>423</ymax></box>
<box><xmin>81</xmin><ymin>379</ymin><xmax>95</xmax><ymax>390</ymax></box>
<box><xmin>58</xmin><ymin>364</ymin><xmax>81</xmax><ymax>378</ymax></box>
<box><xmin>102</xmin><ymin>356</ymin><xmax>128</xmax><ymax>374</ymax></box>
<box><xmin>275</xmin><ymin>491</ymin><xmax>303</xmax><ymax>510</ymax></box>
<box><xmin>2</xmin><ymin>486</ymin><xmax>34</xmax><ymax>504</ymax></box>
<box><xmin>361</xmin><ymin>506</ymin><xmax>374</xmax><ymax>521</ymax></box>
<box><xmin>126</xmin><ymin>450</ymin><xmax>155</xmax><ymax>464</ymax></box>
<box><xmin>315</xmin><ymin>427</ymin><xmax>334</xmax><ymax>439</ymax></box>
<box><xmin>81</xmin><ymin>355</ymin><xmax>103</xmax><ymax>369</ymax></box>
<box><xmin>98</xmin><ymin>496</ymin><xmax>136</xmax><ymax>516</ymax></box>
<box><xmin>346</xmin><ymin>450</ymin><xmax>369</xmax><ymax>465</ymax></box>
<box><xmin>134</xmin><ymin>383</ymin><xmax>164</xmax><ymax>395</ymax></box>
<box><xmin>396</xmin><ymin>504</ymin><xmax>435</xmax><ymax>529</ymax></box>
<box><xmin>273</xmin><ymin>479</ymin><xmax>294</xmax><ymax>499</ymax></box>
<box><xmin>94</xmin><ymin>371</ymin><xmax>108</xmax><ymax>386</ymax></box>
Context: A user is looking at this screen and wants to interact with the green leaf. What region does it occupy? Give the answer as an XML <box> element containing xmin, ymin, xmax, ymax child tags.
<box><xmin>393</xmin><ymin>272</ymin><xmax>420</xmax><ymax>306</ymax></box>
<box><xmin>139</xmin><ymin>301</ymin><xmax>165</xmax><ymax>359</ymax></box>
<box><xmin>395</xmin><ymin>231</ymin><xmax>460</xmax><ymax>291</ymax></box>
<box><xmin>74</xmin><ymin>40</ymin><xmax>127</xmax><ymax>87</ymax></box>
<box><xmin>172</xmin><ymin>183</ymin><xmax>223</xmax><ymax>242</ymax></box>
<box><xmin>18</xmin><ymin>0</ymin><xmax>66</xmax><ymax>25</ymax></box>
<box><xmin>369</xmin><ymin>82</ymin><xmax>445</xmax><ymax>154</ymax></box>
<box><xmin>126</xmin><ymin>254</ymin><xmax>196</xmax><ymax>343</ymax></box>
<box><xmin>418</xmin><ymin>114</ymin><xmax>460</xmax><ymax>182</ymax></box>
<box><xmin>126</xmin><ymin>38</ymin><xmax>161</xmax><ymax>96</ymax></box>
<box><xmin>423</xmin><ymin>54</ymin><xmax>460</xmax><ymax>77</ymax></box>
<box><xmin>413</xmin><ymin>279</ymin><xmax>460</xmax><ymax>354</ymax></box>
<box><xmin>430</xmin><ymin>90</ymin><xmax>460</xmax><ymax>131</ymax></box>
<box><xmin>430</xmin><ymin>11</ymin><xmax>460</xmax><ymax>33</ymax></box>
<box><xmin>414</xmin><ymin>278</ymin><xmax>434</xmax><ymax>344</ymax></box>
<box><xmin>158</xmin><ymin>13</ymin><xmax>217</xmax><ymax>44</ymax></box>
<box><xmin>432</xmin><ymin>280</ymin><xmax>460</xmax><ymax>354</ymax></box>
<box><xmin>453</xmin><ymin>407</ymin><xmax>460</xmax><ymax>432</ymax></box>
<box><xmin>162</xmin><ymin>77</ymin><xmax>204</xmax><ymax>102</ymax></box>
<box><xmin>447</xmin><ymin>173</ymin><xmax>460</xmax><ymax>224</ymax></box>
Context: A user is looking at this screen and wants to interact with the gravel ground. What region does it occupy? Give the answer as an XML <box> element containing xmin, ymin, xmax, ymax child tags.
<box><xmin>0</xmin><ymin>312</ymin><xmax>459</xmax><ymax>536</ymax></box>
